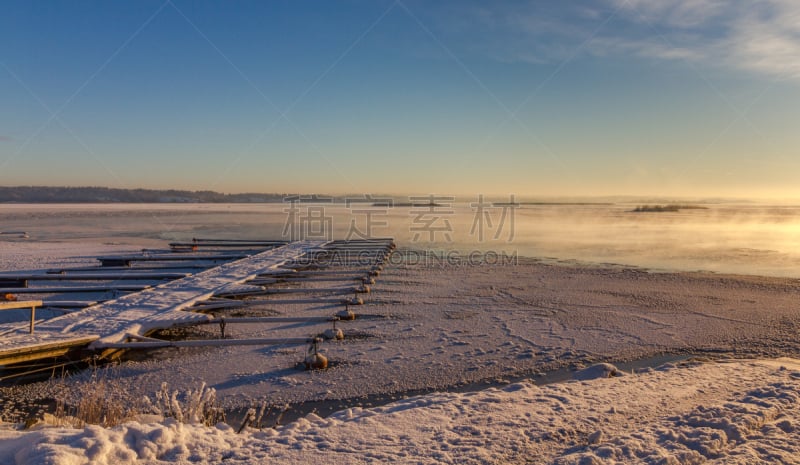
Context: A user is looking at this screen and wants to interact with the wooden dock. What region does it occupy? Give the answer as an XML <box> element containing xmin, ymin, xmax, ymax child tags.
<box><xmin>0</xmin><ymin>241</ymin><xmax>326</xmax><ymax>365</ymax></box>
<box><xmin>0</xmin><ymin>238</ymin><xmax>395</xmax><ymax>368</ymax></box>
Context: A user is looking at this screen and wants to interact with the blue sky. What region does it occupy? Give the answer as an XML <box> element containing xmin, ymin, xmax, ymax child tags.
<box><xmin>1</xmin><ymin>0</ymin><xmax>799</xmax><ymax>198</ymax></box>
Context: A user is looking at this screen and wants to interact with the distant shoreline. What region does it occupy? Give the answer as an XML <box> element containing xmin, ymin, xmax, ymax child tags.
<box><xmin>1</xmin><ymin>186</ymin><xmax>773</xmax><ymax>205</ymax></box>
<box><xmin>492</xmin><ymin>202</ymin><xmax>614</xmax><ymax>206</ymax></box>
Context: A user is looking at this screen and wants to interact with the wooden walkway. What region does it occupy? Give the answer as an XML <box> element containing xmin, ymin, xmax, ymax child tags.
<box><xmin>0</xmin><ymin>241</ymin><xmax>325</xmax><ymax>365</ymax></box>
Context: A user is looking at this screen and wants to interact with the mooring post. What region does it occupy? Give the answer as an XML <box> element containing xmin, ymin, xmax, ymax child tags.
<box><xmin>29</xmin><ymin>304</ymin><xmax>35</xmax><ymax>334</ymax></box>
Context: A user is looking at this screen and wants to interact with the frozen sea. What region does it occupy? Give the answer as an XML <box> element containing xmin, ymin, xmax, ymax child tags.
<box><xmin>2</xmin><ymin>201</ymin><xmax>800</xmax><ymax>277</ymax></box>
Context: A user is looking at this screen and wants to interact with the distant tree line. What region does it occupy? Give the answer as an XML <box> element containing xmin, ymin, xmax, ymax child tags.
<box><xmin>0</xmin><ymin>186</ymin><xmax>288</xmax><ymax>203</ymax></box>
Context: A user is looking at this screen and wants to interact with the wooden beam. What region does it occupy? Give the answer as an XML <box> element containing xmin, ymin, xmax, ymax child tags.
<box><xmin>42</xmin><ymin>300</ymin><xmax>101</xmax><ymax>308</ymax></box>
<box><xmin>261</xmin><ymin>287</ymin><xmax>361</xmax><ymax>294</ymax></box>
<box><xmin>201</xmin><ymin>316</ymin><xmax>334</xmax><ymax>324</ymax></box>
<box><xmin>170</xmin><ymin>242</ymin><xmax>284</xmax><ymax>248</ymax></box>
<box><xmin>0</xmin><ymin>285</ymin><xmax>150</xmax><ymax>294</ymax></box>
<box><xmin>0</xmin><ymin>231</ymin><xmax>28</xmax><ymax>238</ymax></box>
<box><xmin>0</xmin><ymin>279</ymin><xmax>27</xmax><ymax>288</ymax></box>
<box><xmin>0</xmin><ymin>272</ymin><xmax>189</xmax><ymax>281</ymax></box>
<box><xmin>92</xmin><ymin>336</ymin><xmax>315</xmax><ymax>349</ymax></box>
<box><xmin>0</xmin><ymin>301</ymin><xmax>43</xmax><ymax>334</ymax></box>
<box><xmin>264</xmin><ymin>270</ymin><xmax>371</xmax><ymax>276</ymax></box>
<box><xmin>0</xmin><ymin>300</ymin><xmax>43</xmax><ymax>310</ymax></box>
<box><xmin>191</xmin><ymin>301</ymin><xmax>247</xmax><ymax>311</ymax></box>
<box><xmin>0</xmin><ymin>335</ymin><xmax>98</xmax><ymax>365</ymax></box>
<box><xmin>48</xmin><ymin>264</ymin><xmax>208</xmax><ymax>273</ymax></box>
<box><xmin>239</xmin><ymin>298</ymin><xmax>361</xmax><ymax>305</ymax></box>
<box><xmin>97</xmin><ymin>252</ymin><xmax>253</xmax><ymax>263</ymax></box>
<box><xmin>191</xmin><ymin>238</ymin><xmax>289</xmax><ymax>244</ymax></box>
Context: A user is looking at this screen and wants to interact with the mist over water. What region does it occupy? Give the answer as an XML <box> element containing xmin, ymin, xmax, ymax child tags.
<box><xmin>505</xmin><ymin>204</ymin><xmax>800</xmax><ymax>277</ymax></box>
<box><xmin>2</xmin><ymin>202</ymin><xmax>800</xmax><ymax>278</ymax></box>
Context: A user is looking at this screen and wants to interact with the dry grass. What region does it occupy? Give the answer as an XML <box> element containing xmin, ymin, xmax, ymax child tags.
<box><xmin>50</xmin><ymin>371</ymin><xmax>224</xmax><ymax>429</ymax></box>
<box><xmin>146</xmin><ymin>381</ymin><xmax>225</xmax><ymax>427</ymax></box>
<box><xmin>52</xmin><ymin>370</ymin><xmax>143</xmax><ymax>428</ymax></box>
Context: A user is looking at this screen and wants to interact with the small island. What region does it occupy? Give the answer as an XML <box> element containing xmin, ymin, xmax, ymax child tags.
<box><xmin>631</xmin><ymin>204</ymin><xmax>709</xmax><ymax>213</ymax></box>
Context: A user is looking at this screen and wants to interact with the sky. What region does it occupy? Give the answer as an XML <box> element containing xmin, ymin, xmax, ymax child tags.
<box><xmin>1</xmin><ymin>0</ymin><xmax>799</xmax><ymax>199</ymax></box>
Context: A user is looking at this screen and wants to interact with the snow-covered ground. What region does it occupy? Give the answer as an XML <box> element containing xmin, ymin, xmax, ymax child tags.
<box><xmin>3</xmin><ymin>358</ymin><xmax>800</xmax><ymax>464</ymax></box>
<box><xmin>4</xmin><ymin>239</ymin><xmax>800</xmax><ymax>409</ymax></box>
<box><xmin>3</xmin><ymin>241</ymin><xmax>799</xmax><ymax>417</ymax></box>
<box><xmin>4</xmin><ymin>207</ymin><xmax>800</xmax><ymax>464</ymax></box>
<box><xmin>20</xmin><ymin>249</ymin><xmax>798</xmax><ymax>411</ymax></box>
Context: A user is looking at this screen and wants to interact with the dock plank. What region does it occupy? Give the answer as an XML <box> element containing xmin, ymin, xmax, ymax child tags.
<box><xmin>169</xmin><ymin>241</ymin><xmax>285</xmax><ymax>248</ymax></box>
<box><xmin>0</xmin><ymin>301</ymin><xmax>43</xmax><ymax>310</ymax></box>
<box><xmin>0</xmin><ymin>285</ymin><xmax>152</xmax><ymax>294</ymax></box>
<box><xmin>0</xmin><ymin>272</ymin><xmax>189</xmax><ymax>281</ymax></box>
<box><xmin>97</xmin><ymin>252</ymin><xmax>254</xmax><ymax>266</ymax></box>
<box><xmin>0</xmin><ymin>335</ymin><xmax>99</xmax><ymax>365</ymax></box>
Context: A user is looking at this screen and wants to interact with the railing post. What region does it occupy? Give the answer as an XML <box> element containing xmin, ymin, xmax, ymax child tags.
<box><xmin>29</xmin><ymin>305</ymin><xmax>36</xmax><ymax>334</ymax></box>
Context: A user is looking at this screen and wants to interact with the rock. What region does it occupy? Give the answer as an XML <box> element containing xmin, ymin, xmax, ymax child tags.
<box><xmin>336</xmin><ymin>309</ymin><xmax>356</xmax><ymax>320</ymax></box>
<box><xmin>304</xmin><ymin>353</ymin><xmax>328</xmax><ymax>370</ymax></box>
<box><xmin>322</xmin><ymin>328</ymin><xmax>344</xmax><ymax>340</ymax></box>
<box><xmin>574</xmin><ymin>363</ymin><xmax>625</xmax><ymax>381</ymax></box>
<box><xmin>587</xmin><ymin>430</ymin><xmax>604</xmax><ymax>445</ymax></box>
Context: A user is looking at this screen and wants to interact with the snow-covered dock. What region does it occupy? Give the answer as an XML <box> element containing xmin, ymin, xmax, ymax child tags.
<box><xmin>0</xmin><ymin>241</ymin><xmax>328</xmax><ymax>365</ymax></box>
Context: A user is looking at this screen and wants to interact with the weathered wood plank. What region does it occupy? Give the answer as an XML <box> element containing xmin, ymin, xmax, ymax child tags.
<box><xmin>0</xmin><ymin>300</ymin><xmax>43</xmax><ymax>310</ymax></box>
<box><xmin>92</xmin><ymin>337</ymin><xmax>314</xmax><ymax>349</ymax></box>
<box><xmin>169</xmin><ymin>241</ymin><xmax>284</xmax><ymax>248</ymax></box>
<box><xmin>98</xmin><ymin>253</ymin><xmax>254</xmax><ymax>267</ymax></box>
<box><xmin>0</xmin><ymin>272</ymin><xmax>189</xmax><ymax>281</ymax></box>
<box><xmin>0</xmin><ymin>285</ymin><xmax>151</xmax><ymax>294</ymax></box>
<box><xmin>0</xmin><ymin>335</ymin><xmax>99</xmax><ymax>365</ymax></box>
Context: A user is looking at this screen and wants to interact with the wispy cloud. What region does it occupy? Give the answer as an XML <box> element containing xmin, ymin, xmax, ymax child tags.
<box><xmin>444</xmin><ymin>0</ymin><xmax>800</xmax><ymax>81</ymax></box>
<box><xmin>607</xmin><ymin>0</ymin><xmax>800</xmax><ymax>80</ymax></box>
<box><xmin>424</xmin><ymin>2</ymin><xmax>601</xmax><ymax>65</ymax></box>
<box><xmin>612</xmin><ymin>0</ymin><xmax>729</xmax><ymax>28</ymax></box>
<box><xmin>0</xmin><ymin>135</ymin><xmax>13</xmax><ymax>142</ymax></box>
